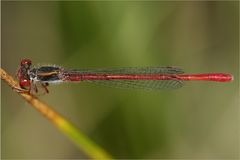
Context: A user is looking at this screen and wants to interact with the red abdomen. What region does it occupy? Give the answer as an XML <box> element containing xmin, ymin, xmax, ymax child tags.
<box><xmin>176</xmin><ymin>73</ymin><xmax>233</xmax><ymax>82</ymax></box>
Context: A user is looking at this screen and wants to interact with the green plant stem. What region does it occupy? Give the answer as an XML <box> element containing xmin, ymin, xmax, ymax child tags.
<box><xmin>0</xmin><ymin>68</ymin><xmax>112</xmax><ymax>159</ymax></box>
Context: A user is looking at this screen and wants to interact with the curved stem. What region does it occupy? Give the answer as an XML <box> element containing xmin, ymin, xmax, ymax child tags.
<box><xmin>0</xmin><ymin>68</ymin><xmax>112</xmax><ymax>159</ymax></box>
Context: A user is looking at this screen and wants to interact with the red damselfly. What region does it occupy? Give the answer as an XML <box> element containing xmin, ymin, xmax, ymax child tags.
<box><xmin>17</xmin><ymin>59</ymin><xmax>233</xmax><ymax>94</ymax></box>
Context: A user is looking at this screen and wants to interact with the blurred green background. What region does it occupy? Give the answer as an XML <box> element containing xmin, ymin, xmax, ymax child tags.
<box><xmin>1</xmin><ymin>1</ymin><xmax>239</xmax><ymax>159</ymax></box>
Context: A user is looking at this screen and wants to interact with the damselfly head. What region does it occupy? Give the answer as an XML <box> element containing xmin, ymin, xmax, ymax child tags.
<box><xmin>20</xmin><ymin>59</ymin><xmax>32</xmax><ymax>66</ymax></box>
<box><xmin>17</xmin><ymin>59</ymin><xmax>32</xmax><ymax>88</ymax></box>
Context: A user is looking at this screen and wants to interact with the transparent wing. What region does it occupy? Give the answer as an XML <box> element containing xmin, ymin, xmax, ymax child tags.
<box><xmin>68</xmin><ymin>66</ymin><xmax>184</xmax><ymax>75</ymax></box>
<box><xmin>87</xmin><ymin>79</ymin><xmax>184</xmax><ymax>90</ymax></box>
<box><xmin>67</xmin><ymin>67</ymin><xmax>184</xmax><ymax>90</ymax></box>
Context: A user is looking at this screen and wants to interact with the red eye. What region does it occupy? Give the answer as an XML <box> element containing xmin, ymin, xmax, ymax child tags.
<box><xmin>20</xmin><ymin>59</ymin><xmax>32</xmax><ymax>66</ymax></box>
<box><xmin>19</xmin><ymin>79</ymin><xmax>30</xmax><ymax>88</ymax></box>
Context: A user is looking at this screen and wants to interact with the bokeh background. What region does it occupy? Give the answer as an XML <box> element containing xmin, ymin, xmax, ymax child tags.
<box><xmin>1</xmin><ymin>1</ymin><xmax>239</xmax><ymax>159</ymax></box>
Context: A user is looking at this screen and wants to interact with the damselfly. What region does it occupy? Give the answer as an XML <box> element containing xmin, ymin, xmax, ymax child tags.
<box><xmin>17</xmin><ymin>59</ymin><xmax>233</xmax><ymax>94</ymax></box>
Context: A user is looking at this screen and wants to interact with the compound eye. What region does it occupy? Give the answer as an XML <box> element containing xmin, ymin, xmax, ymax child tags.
<box><xmin>21</xmin><ymin>59</ymin><xmax>32</xmax><ymax>66</ymax></box>
<box><xmin>19</xmin><ymin>79</ymin><xmax>31</xmax><ymax>88</ymax></box>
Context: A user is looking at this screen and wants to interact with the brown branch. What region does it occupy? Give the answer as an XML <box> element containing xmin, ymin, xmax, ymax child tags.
<box><xmin>0</xmin><ymin>68</ymin><xmax>112</xmax><ymax>159</ymax></box>
<box><xmin>0</xmin><ymin>68</ymin><xmax>62</xmax><ymax>125</ymax></box>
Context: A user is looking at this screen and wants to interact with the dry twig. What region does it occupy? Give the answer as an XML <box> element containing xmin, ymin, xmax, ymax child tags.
<box><xmin>0</xmin><ymin>68</ymin><xmax>112</xmax><ymax>159</ymax></box>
